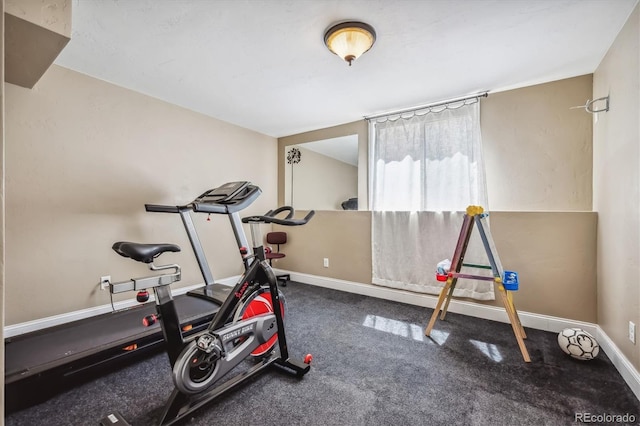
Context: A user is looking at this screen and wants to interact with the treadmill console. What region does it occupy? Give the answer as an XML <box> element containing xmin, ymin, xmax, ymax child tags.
<box><xmin>199</xmin><ymin>181</ymin><xmax>250</xmax><ymax>203</ymax></box>
<box><xmin>192</xmin><ymin>181</ymin><xmax>261</xmax><ymax>214</ymax></box>
<box><xmin>146</xmin><ymin>182</ymin><xmax>262</xmax><ymax>215</ymax></box>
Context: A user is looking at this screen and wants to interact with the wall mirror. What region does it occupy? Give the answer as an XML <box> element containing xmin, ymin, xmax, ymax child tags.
<box><xmin>284</xmin><ymin>134</ymin><xmax>359</xmax><ymax>211</ymax></box>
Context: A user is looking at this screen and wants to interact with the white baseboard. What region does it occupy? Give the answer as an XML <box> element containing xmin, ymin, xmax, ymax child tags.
<box><xmin>596</xmin><ymin>326</ymin><xmax>640</xmax><ymax>401</ymax></box>
<box><xmin>278</xmin><ymin>269</ymin><xmax>639</xmax><ymax>401</ymax></box>
<box><xmin>4</xmin><ymin>277</ymin><xmax>239</xmax><ymax>338</ymax></box>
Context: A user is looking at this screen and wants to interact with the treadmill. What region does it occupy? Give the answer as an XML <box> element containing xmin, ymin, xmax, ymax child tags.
<box><xmin>5</xmin><ymin>181</ymin><xmax>261</xmax><ymax>413</ymax></box>
<box><xmin>5</xmin><ymin>295</ymin><xmax>222</xmax><ymax>412</ymax></box>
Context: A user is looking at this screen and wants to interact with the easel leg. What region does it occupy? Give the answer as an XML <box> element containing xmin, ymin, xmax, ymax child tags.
<box><xmin>439</xmin><ymin>278</ymin><xmax>457</xmax><ymax>320</ymax></box>
<box><xmin>498</xmin><ymin>285</ymin><xmax>530</xmax><ymax>362</ymax></box>
<box><xmin>425</xmin><ymin>278</ymin><xmax>453</xmax><ymax>336</ymax></box>
<box><xmin>505</xmin><ymin>291</ymin><xmax>527</xmax><ymax>339</ymax></box>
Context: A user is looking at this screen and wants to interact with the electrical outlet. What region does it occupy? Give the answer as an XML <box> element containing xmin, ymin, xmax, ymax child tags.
<box><xmin>100</xmin><ymin>275</ymin><xmax>111</xmax><ymax>291</ymax></box>
<box><xmin>629</xmin><ymin>321</ymin><xmax>636</xmax><ymax>344</ymax></box>
<box><xmin>323</xmin><ymin>258</ymin><xmax>329</xmax><ymax>268</ymax></box>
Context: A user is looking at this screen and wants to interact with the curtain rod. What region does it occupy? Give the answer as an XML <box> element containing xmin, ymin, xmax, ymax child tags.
<box><xmin>364</xmin><ymin>92</ymin><xmax>489</xmax><ymax>121</ymax></box>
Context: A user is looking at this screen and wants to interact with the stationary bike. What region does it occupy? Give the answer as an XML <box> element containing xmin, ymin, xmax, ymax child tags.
<box><xmin>105</xmin><ymin>182</ymin><xmax>314</xmax><ymax>425</ymax></box>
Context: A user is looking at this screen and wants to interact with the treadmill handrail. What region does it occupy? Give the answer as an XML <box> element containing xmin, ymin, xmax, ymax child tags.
<box><xmin>145</xmin><ymin>204</ymin><xmax>181</xmax><ymax>213</ymax></box>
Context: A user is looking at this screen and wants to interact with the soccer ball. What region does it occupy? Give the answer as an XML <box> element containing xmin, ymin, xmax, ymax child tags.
<box><xmin>557</xmin><ymin>328</ymin><xmax>600</xmax><ymax>360</ymax></box>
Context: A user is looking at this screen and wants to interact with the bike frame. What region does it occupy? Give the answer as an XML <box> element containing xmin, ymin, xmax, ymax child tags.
<box><xmin>156</xmin><ymin>245</ymin><xmax>303</xmax><ymax>425</ymax></box>
<box><xmin>110</xmin><ymin>182</ymin><xmax>312</xmax><ymax>425</ymax></box>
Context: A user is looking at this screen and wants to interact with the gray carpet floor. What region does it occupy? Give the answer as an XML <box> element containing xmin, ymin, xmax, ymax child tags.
<box><xmin>6</xmin><ymin>282</ymin><xmax>640</xmax><ymax>425</ymax></box>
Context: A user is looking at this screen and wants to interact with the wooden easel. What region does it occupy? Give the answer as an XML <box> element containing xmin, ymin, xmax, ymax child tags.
<box><xmin>424</xmin><ymin>206</ymin><xmax>530</xmax><ymax>362</ymax></box>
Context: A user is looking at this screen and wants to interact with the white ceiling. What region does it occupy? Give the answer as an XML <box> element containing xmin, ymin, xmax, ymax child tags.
<box><xmin>55</xmin><ymin>0</ymin><xmax>638</xmax><ymax>138</ymax></box>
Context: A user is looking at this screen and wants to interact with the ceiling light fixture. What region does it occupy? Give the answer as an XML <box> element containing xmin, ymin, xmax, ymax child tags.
<box><xmin>324</xmin><ymin>21</ymin><xmax>376</xmax><ymax>66</ymax></box>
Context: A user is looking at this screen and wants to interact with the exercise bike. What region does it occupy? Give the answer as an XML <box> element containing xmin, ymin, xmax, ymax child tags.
<box><xmin>102</xmin><ymin>181</ymin><xmax>314</xmax><ymax>426</ymax></box>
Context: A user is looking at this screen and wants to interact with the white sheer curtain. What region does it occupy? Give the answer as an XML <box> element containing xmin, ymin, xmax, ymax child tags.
<box><xmin>371</xmin><ymin>101</ymin><xmax>486</xmax><ymax>211</ymax></box>
<box><xmin>369</xmin><ymin>100</ymin><xmax>493</xmax><ymax>299</ymax></box>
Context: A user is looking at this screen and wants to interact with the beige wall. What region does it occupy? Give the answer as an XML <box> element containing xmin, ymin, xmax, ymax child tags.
<box><xmin>275</xmin><ymin>211</ymin><xmax>596</xmax><ymax>322</ymax></box>
<box><xmin>277</xmin><ymin>76</ymin><xmax>597</xmax><ymax>322</ymax></box>
<box><xmin>489</xmin><ymin>212</ymin><xmax>596</xmax><ymax>321</ymax></box>
<box><xmin>5</xmin><ymin>65</ymin><xmax>278</xmax><ymax>325</ymax></box>
<box><xmin>284</xmin><ymin>146</ymin><xmax>357</xmax><ymax>210</ymax></box>
<box><xmin>593</xmin><ymin>5</ymin><xmax>639</xmax><ymax>370</ymax></box>
<box><xmin>274</xmin><ymin>210</ymin><xmax>372</xmax><ymax>284</ymax></box>
<box><xmin>483</xmin><ymin>75</ymin><xmax>593</xmax><ymax>211</ymax></box>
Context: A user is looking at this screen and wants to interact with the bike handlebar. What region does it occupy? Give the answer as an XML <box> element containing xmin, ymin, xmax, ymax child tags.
<box><xmin>242</xmin><ymin>207</ymin><xmax>315</xmax><ymax>226</ymax></box>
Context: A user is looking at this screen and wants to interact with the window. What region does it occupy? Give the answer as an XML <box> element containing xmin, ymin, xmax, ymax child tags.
<box><xmin>369</xmin><ymin>100</ymin><xmax>487</xmax><ymax>212</ymax></box>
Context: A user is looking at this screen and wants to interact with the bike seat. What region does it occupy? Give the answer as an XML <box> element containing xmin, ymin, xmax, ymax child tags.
<box><xmin>112</xmin><ymin>242</ymin><xmax>181</xmax><ymax>264</ymax></box>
